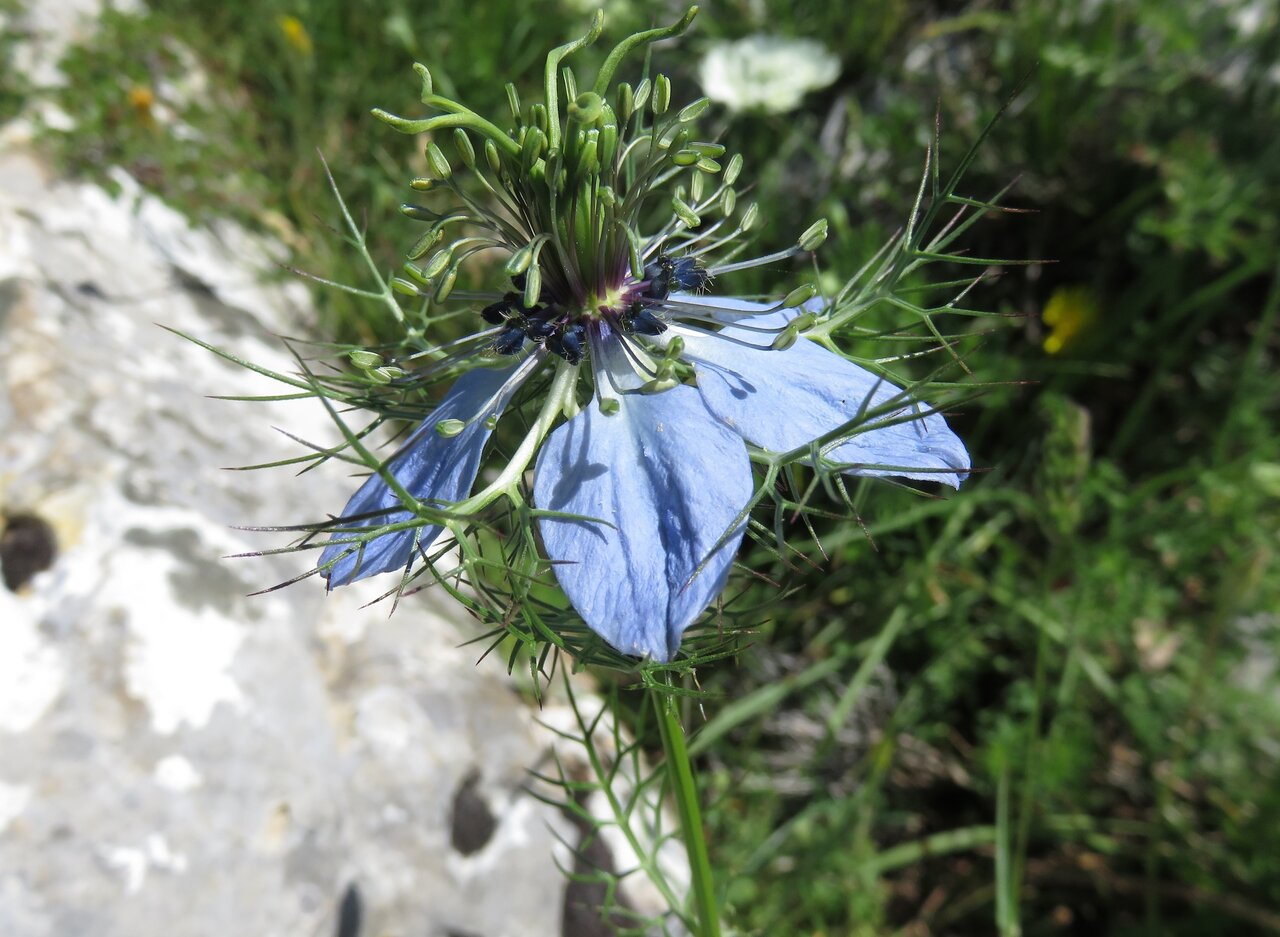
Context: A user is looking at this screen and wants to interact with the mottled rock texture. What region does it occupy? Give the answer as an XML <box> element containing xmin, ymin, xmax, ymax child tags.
<box><xmin>0</xmin><ymin>136</ymin><xmax>600</xmax><ymax>937</ymax></box>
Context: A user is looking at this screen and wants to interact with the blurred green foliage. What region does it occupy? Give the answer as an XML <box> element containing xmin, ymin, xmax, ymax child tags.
<box><xmin>12</xmin><ymin>0</ymin><xmax>1279</xmax><ymax>932</ymax></box>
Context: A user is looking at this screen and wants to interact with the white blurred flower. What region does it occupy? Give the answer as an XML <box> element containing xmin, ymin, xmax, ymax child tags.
<box><xmin>698</xmin><ymin>35</ymin><xmax>841</xmax><ymax>114</ymax></box>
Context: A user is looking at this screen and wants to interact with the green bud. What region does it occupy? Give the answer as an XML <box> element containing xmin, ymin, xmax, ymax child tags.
<box><xmin>413</xmin><ymin>62</ymin><xmax>433</xmax><ymax>101</ymax></box>
<box><xmin>783</xmin><ymin>284</ymin><xmax>817</xmax><ymax>308</ymax></box>
<box><xmin>653</xmin><ymin>74</ymin><xmax>671</xmax><ymax>115</ymax></box>
<box><xmin>453</xmin><ymin>129</ymin><xmax>476</xmax><ymax>169</ymax></box>
<box><xmin>798</xmin><ymin>218</ymin><xmax>828</xmax><ymax>252</ymax></box>
<box><xmin>741</xmin><ymin>202</ymin><xmax>759</xmax><ymax>231</ymax></box>
<box><xmin>569</xmin><ymin>91</ymin><xmax>605</xmax><ymax>124</ymax></box>
<box><xmin>435</xmin><ymin>418</ymin><xmax>466</xmax><ymax>438</ymax></box>
<box><xmin>672</xmin><ymin>195</ymin><xmax>701</xmax><ymax>228</ymax></box>
<box><xmin>721</xmin><ymin>187</ymin><xmax>737</xmax><ymax>216</ymax></box>
<box><xmin>433</xmin><ymin>266</ymin><xmax>458</xmax><ymax>303</ymax></box>
<box><xmin>349</xmin><ymin>350</ymin><xmax>383</xmax><ymax>369</ymax></box>
<box><xmin>695</xmin><ymin>157</ymin><xmax>721</xmax><ymax>174</ymax></box>
<box><xmin>523</xmin><ymin>266</ymin><xmax>542</xmax><ymax>308</ymax></box>
<box><xmin>724</xmin><ymin>153</ymin><xmax>743</xmax><ymax>185</ymax></box>
<box><xmin>678</xmin><ymin>97</ymin><xmax>710</xmax><ymax>122</ymax></box>
<box><xmin>390</xmin><ymin>277</ymin><xmax>421</xmax><ymax>296</ymax></box>
<box><xmin>598</xmin><ymin>397</ymin><xmax>621</xmax><ymax>416</ymax></box>
<box><xmin>616</xmin><ymin>82</ymin><xmax>634</xmax><ymax>122</ymax></box>
<box><xmin>407</xmin><ymin>227</ymin><xmax>442</xmax><ymax>260</ymax></box>
<box><xmin>484</xmin><ymin>139</ymin><xmax>502</xmax><ymax>175</ymax></box>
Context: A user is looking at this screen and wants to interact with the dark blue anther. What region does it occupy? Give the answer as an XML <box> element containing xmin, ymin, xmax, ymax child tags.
<box><xmin>549</xmin><ymin>322</ymin><xmax>587</xmax><ymax>364</ymax></box>
<box><xmin>524</xmin><ymin>312</ymin><xmax>560</xmax><ymax>341</ymax></box>
<box><xmin>624</xmin><ymin>303</ymin><xmax>667</xmax><ymax>336</ymax></box>
<box><xmin>493</xmin><ymin>324</ymin><xmax>526</xmax><ymax>356</ymax></box>
<box><xmin>670</xmin><ymin>257</ymin><xmax>709</xmax><ymax>291</ymax></box>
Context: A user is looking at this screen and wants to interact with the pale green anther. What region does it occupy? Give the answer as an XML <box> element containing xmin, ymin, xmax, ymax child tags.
<box><xmin>368</xmin><ymin>367</ymin><xmax>394</xmax><ymax>385</ymax></box>
<box><xmin>505</xmin><ymin>243</ymin><xmax>534</xmax><ymax>276</ymax></box>
<box><xmin>569</xmin><ymin>91</ymin><xmax>604</xmax><ymax>124</ymax></box>
<box><xmin>521</xmin><ymin>126</ymin><xmax>546</xmax><ymax>173</ymax></box>
<box><xmin>434</xmin><ymin>418</ymin><xmax>465</xmax><ymax>438</ymax></box>
<box><xmin>722</xmin><ymin>187</ymin><xmax>737</xmax><ymax>216</ymax></box>
<box><xmin>409</xmin><ymin>177</ymin><xmax>434</xmax><ymax>191</ymax></box>
<box><xmin>653</xmin><ymin>74</ymin><xmax>671</xmax><ymax>115</ymax></box>
<box><xmin>530</xmin><ymin>103</ymin><xmax>548</xmax><ymax>134</ymax></box>
<box><xmin>434</xmin><ymin>266</ymin><xmax>458</xmax><ymax>303</ymax></box>
<box><xmin>523</xmin><ymin>266</ymin><xmax>542</xmax><ymax>308</ymax></box>
<box><xmin>783</xmin><ymin>284</ymin><xmax>817</xmax><ymax>308</ymax></box>
<box><xmin>483</xmin><ymin>414</ymin><xmax>499</xmax><ymax>431</ymax></box>
<box><xmin>505</xmin><ymin>83</ymin><xmax>520</xmax><ymax>121</ymax></box>
<box><xmin>654</xmin><ymin>359</ymin><xmax>675</xmax><ymax>380</ymax></box>
<box><xmin>725</xmin><ymin>152</ymin><xmax>743</xmax><ymax>185</ymax></box>
<box><xmin>403</xmin><ymin>261</ymin><xmax>431</xmax><ymax>285</ymax></box>
<box><xmin>453</xmin><ymin>129</ymin><xmax>476</xmax><ymax>169</ymax></box>
<box><xmin>577</xmin><ymin>136</ymin><xmax>599</xmax><ymax>175</ymax></box>
<box><xmin>672</xmin><ymin>149</ymin><xmax>699</xmax><ymax>167</ymax></box>
<box><xmin>690</xmin><ymin>170</ymin><xmax>705</xmax><ymax>203</ymax></box>
<box><xmin>598</xmin><ymin>122</ymin><xmax>619</xmax><ymax>168</ymax></box>
<box><xmin>407</xmin><ymin>228</ymin><xmax>442</xmax><ymax>260</ymax></box>
<box><xmin>484</xmin><ymin>139</ymin><xmax>501</xmax><ymax>174</ymax></box>
<box><xmin>696</xmin><ymin>156</ymin><xmax>721</xmax><ymax>174</ymax></box>
<box><xmin>390</xmin><ymin>277</ymin><xmax>421</xmax><ymax>296</ymax></box>
<box><xmin>665</xmin><ymin>335</ymin><xmax>685</xmax><ymax>357</ymax></box>
<box><xmin>667</xmin><ymin>127</ymin><xmax>690</xmax><ymax>153</ymax></box>
<box><xmin>617</xmin><ymin>82</ymin><xmax>634</xmax><ymax>121</ymax></box>
<box><xmin>798</xmin><ymin>218</ymin><xmax>829</xmax><ymax>252</ymax></box>
<box><xmin>641</xmin><ymin>376</ymin><xmax>681</xmax><ymax>394</ymax></box>
<box><xmin>772</xmin><ymin>326</ymin><xmax>801</xmax><ymax>351</ymax></box>
<box><xmin>349</xmin><ymin>350</ymin><xmax>383</xmax><ymax>369</ymax></box>
<box><xmin>425</xmin><ymin>142</ymin><xmax>452</xmax><ymax>180</ymax></box>
<box><xmin>599</xmin><ymin>397</ymin><xmax>621</xmax><ymax>416</ymax></box>
<box><xmin>678</xmin><ymin>97</ymin><xmax>709</xmax><ymax>122</ymax></box>
<box><xmin>789</xmin><ymin>312</ymin><xmax>818</xmax><ymax>331</ymax></box>
<box><xmin>690</xmin><ymin>142</ymin><xmax>726</xmax><ymax>158</ymax></box>
<box><xmin>741</xmin><ymin>202</ymin><xmax>760</xmax><ymax>231</ymax></box>
<box><xmin>400</xmin><ymin>204</ymin><xmax>436</xmax><ymax>221</ymax></box>
<box><xmin>421</xmin><ymin>248</ymin><xmax>453</xmax><ymax>279</ymax></box>
<box><xmin>672</xmin><ymin>195</ymin><xmax>701</xmax><ymax>228</ymax></box>
<box><xmin>413</xmin><ymin>62</ymin><xmax>433</xmax><ymax>101</ymax></box>
<box><xmin>632</xmin><ymin>78</ymin><xmax>651</xmax><ymax>114</ymax></box>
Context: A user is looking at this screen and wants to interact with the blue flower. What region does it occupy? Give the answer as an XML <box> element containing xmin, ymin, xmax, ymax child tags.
<box><xmin>320</xmin><ymin>287</ymin><xmax>969</xmax><ymax>662</ymax></box>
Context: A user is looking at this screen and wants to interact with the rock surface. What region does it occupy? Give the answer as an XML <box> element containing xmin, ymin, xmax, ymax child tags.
<box><xmin>0</xmin><ymin>128</ymin><xmax>646</xmax><ymax>937</ymax></box>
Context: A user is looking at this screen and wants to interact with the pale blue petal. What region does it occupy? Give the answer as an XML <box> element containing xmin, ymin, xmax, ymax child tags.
<box><xmin>533</xmin><ymin>385</ymin><xmax>752</xmax><ymax>661</ymax></box>
<box><xmin>320</xmin><ymin>365</ymin><xmax>518</xmax><ymax>586</ymax></box>
<box><xmin>675</xmin><ymin>304</ymin><xmax>970</xmax><ymax>487</ymax></box>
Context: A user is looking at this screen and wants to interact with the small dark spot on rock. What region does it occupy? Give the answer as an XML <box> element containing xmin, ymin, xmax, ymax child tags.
<box><xmin>335</xmin><ymin>882</ymin><xmax>361</xmax><ymax>937</ymax></box>
<box><xmin>1</xmin><ymin>512</ymin><xmax>58</xmax><ymax>591</ymax></box>
<box><xmin>445</xmin><ymin>930</ymin><xmax>485</xmax><ymax>937</ymax></box>
<box><xmin>450</xmin><ymin>771</ymin><xmax>497</xmax><ymax>856</ymax></box>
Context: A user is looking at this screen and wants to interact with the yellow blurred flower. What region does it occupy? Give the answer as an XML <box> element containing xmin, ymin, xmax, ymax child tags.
<box><xmin>126</xmin><ymin>85</ymin><xmax>156</xmax><ymax>127</ymax></box>
<box><xmin>277</xmin><ymin>14</ymin><xmax>313</xmax><ymax>56</ymax></box>
<box><xmin>1042</xmin><ymin>285</ymin><xmax>1099</xmax><ymax>355</ymax></box>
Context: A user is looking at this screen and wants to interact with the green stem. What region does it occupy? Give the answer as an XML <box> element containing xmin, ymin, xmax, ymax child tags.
<box><xmin>652</xmin><ymin>681</ymin><xmax>721</xmax><ymax>937</ymax></box>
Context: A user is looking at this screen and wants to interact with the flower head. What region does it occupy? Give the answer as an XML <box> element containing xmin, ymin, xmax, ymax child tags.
<box><xmin>307</xmin><ymin>8</ymin><xmax>971</xmax><ymax>666</ymax></box>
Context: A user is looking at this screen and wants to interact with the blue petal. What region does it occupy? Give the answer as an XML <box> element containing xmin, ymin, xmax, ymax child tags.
<box><xmin>533</xmin><ymin>385</ymin><xmax>752</xmax><ymax>661</ymax></box>
<box><xmin>320</xmin><ymin>365</ymin><xmax>518</xmax><ymax>586</ymax></box>
<box><xmin>675</xmin><ymin>305</ymin><xmax>970</xmax><ymax>487</ymax></box>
